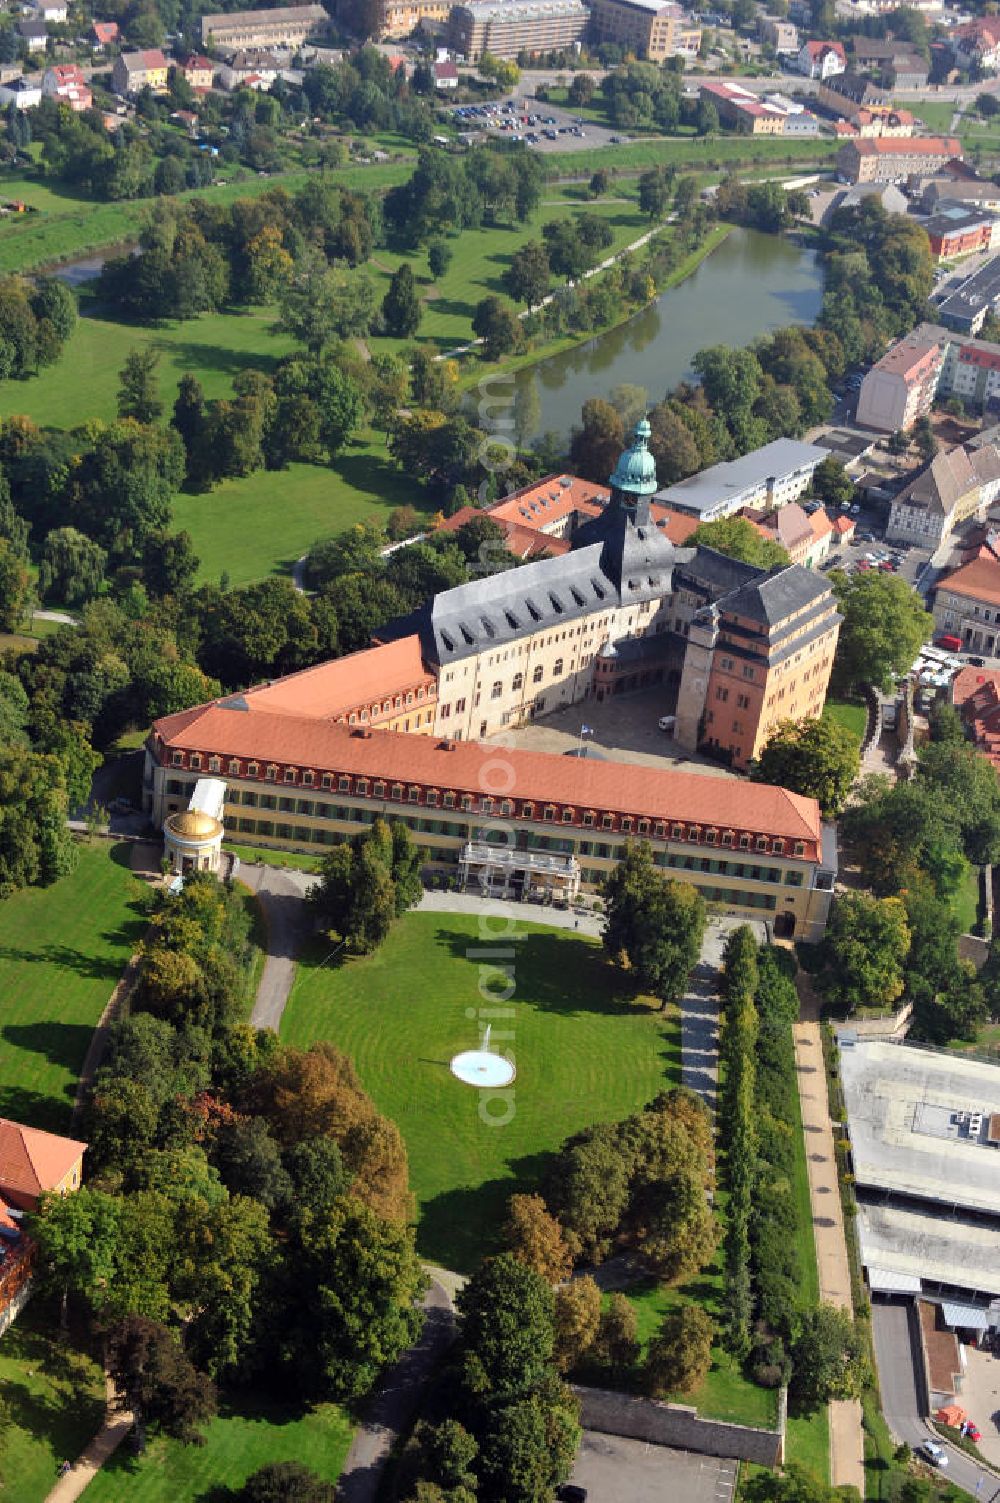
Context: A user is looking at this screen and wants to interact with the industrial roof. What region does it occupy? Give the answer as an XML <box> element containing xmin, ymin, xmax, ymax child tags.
<box><xmin>840</xmin><ymin>1039</ymin><xmax>1000</xmax><ymax>1216</ymax></box>
<box><xmin>859</xmin><ymin>1202</ymin><xmax>1000</xmax><ymax>1298</ymax></box>
<box><xmin>655</xmin><ymin>438</ymin><xmax>827</xmax><ymax>518</ymax></box>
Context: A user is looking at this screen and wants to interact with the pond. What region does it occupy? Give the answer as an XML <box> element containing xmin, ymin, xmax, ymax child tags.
<box><xmin>496</xmin><ymin>226</ymin><xmax>825</xmax><ymax>446</ymax></box>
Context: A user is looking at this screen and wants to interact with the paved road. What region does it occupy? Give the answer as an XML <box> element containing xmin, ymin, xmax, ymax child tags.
<box><xmin>872</xmin><ymin>1302</ymin><xmax>1000</xmax><ymax>1499</ymax></box>
<box><xmin>240</xmin><ymin>864</ymin><xmax>317</xmax><ymax>1031</ymax></box>
<box><xmin>416</xmin><ymin>888</ymin><xmax>602</xmax><ymax>936</ymax></box>
<box><xmin>336</xmin><ymin>1277</ymin><xmax>456</xmax><ymax>1503</ymax></box>
<box><xmin>794</xmin><ymin>976</ymin><xmax>866</xmax><ymax>1494</ymax></box>
<box><xmin>568</xmin><ymin>1430</ymin><xmax>737</xmax><ymax>1503</ymax></box>
<box><xmin>680</xmin><ymin>919</ymin><xmax>766</xmax><ymax>1112</ymax></box>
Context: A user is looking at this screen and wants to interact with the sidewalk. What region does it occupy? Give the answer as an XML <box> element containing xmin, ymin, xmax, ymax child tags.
<box><xmin>43</xmin><ymin>1378</ymin><xmax>133</xmax><ymax>1503</ymax></box>
<box><xmin>793</xmin><ymin>976</ymin><xmax>865</xmax><ymax>1495</ymax></box>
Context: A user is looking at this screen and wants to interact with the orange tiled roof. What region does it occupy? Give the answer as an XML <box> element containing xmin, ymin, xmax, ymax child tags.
<box><xmin>0</xmin><ymin>1120</ymin><xmax>85</xmax><ymax>1206</ymax></box>
<box><xmin>153</xmin><ymin>705</ymin><xmax>823</xmax><ymax>850</ymax></box>
<box><xmin>935</xmin><ymin>554</ymin><xmax>1000</xmax><ymax>608</ymax></box>
<box><xmin>242</xmin><ymin>636</ymin><xmax>433</xmax><ymax>719</ymax></box>
<box><xmin>437</xmin><ymin>506</ymin><xmax>571</xmax><ymax>559</ymax></box>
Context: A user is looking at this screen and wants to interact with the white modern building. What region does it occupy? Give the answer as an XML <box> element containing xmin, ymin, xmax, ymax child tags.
<box><xmin>655</xmin><ymin>438</ymin><xmax>829</xmax><ymax>522</ymax></box>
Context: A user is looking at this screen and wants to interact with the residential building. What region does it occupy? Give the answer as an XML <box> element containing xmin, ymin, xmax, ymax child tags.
<box><xmin>176</xmin><ymin>54</ymin><xmax>215</xmax><ymax>89</ymax></box>
<box><xmin>0</xmin><ymin>1118</ymin><xmax>86</xmax><ymax>1335</ymax></box>
<box><xmin>755</xmin><ymin>503</ymin><xmax>835</xmax><ymax>568</ymax></box>
<box><xmin>587</xmin><ymin>0</ymin><xmax>702</xmax><ymax>62</ymax></box>
<box><xmin>886</xmin><ymin>442</ymin><xmax>1000</xmax><ymax>547</ymax></box>
<box><xmin>448</xmin><ymin>0</ymin><xmax>587</xmax><ymax>60</ymax></box>
<box><xmin>655</xmin><ymin>438</ymin><xmax>829</xmax><ymax>521</ymax></box>
<box><xmin>16</xmin><ymin>19</ymin><xmax>47</xmax><ymax>52</ymax></box>
<box><xmin>836</xmin><ymin>135</ymin><xmax>963</xmax><ymax>184</ymax></box>
<box><xmin>112</xmin><ymin>47</ymin><xmax>169</xmax><ymax>96</ymax></box>
<box><xmin>42</xmin><ymin>63</ymin><xmax>92</xmax><ymax>111</ymax></box>
<box><xmin>934</xmin><ymin>533</ymin><xmax>1000</xmax><ymax>652</ymax></box>
<box><xmin>433</xmin><ymin>58</ymin><xmax>459</xmax><ymax>86</ymax></box>
<box><xmin>200</xmin><ymin>4</ymin><xmax>328</xmax><ymax>51</ymax></box>
<box><xmin>27</xmin><ymin>0</ymin><xmax>66</xmax><ymax>21</ymax></box>
<box><xmin>90</xmin><ymin>19</ymin><xmax>118</xmax><ymax>49</ymax></box>
<box><xmin>376</xmin><ymin>0</ymin><xmax>452</xmax><ymax>37</ymax></box>
<box><xmin>0</xmin><ymin>75</ymin><xmax>41</xmax><ymax>108</ymax></box>
<box><xmin>935</xmin><ymin>256</ymin><xmax>1000</xmax><ymax>336</ymax></box>
<box><xmin>758</xmin><ymin>14</ymin><xmax>798</xmax><ymax>52</ymax></box>
<box><xmin>795</xmin><ymin>39</ymin><xmax>846</xmax><ymax>78</ymax></box>
<box><xmin>832</xmin><ymin>181</ymin><xmax>909</xmax><ymax>216</ymax></box>
<box><xmin>849</xmin><ymin>36</ymin><xmax>928</xmax><ymax>87</ymax></box>
<box><xmin>952</xmin><ymin>663</ymin><xmax>1000</xmax><ymax>765</ymax></box>
<box><xmin>940</xmin><ymin>330</ymin><xmax>1000</xmax><ymax>412</ymax></box>
<box><xmin>856</xmin><ymin>328</ymin><xmax>945</xmax><ymax>432</ymax></box>
<box><xmin>218</xmin><ymin>49</ymin><xmax>282</xmax><ymax>89</ymax></box>
<box><xmin>699</xmin><ymin>79</ymin><xmax>787</xmax><ymax>134</ymax></box>
<box><xmin>818</xmin><ymin>71</ymin><xmax>893</xmax><ymax>124</ymax></box>
<box><xmin>949</xmin><ymin>15</ymin><xmax>1000</xmax><ymax>75</ymax></box>
<box><xmin>922</xmin><ymin>201</ymin><xmax>1000</xmax><ymax>263</ymax></box>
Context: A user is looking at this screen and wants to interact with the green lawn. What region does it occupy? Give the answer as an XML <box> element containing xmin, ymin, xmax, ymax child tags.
<box><xmin>823</xmin><ymin>698</ymin><xmax>867</xmax><ymax>744</ymax></box>
<box><xmin>0</xmin><ymin>840</ymin><xmax>146</xmax><ymax>1133</ymax></box>
<box><xmin>227</xmin><ymin>842</ymin><xmax>323</xmax><ymax>874</ymax></box>
<box><xmin>900</xmin><ymin>99</ymin><xmax>958</xmax><ymax>133</ymax></box>
<box><xmin>951</xmin><ymin>864</ymin><xmax>981</xmax><ymax>936</ymax></box>
<box><xmin>172</xmin><ymin>430</ymin><xmax>417</xmax><ymax>588</ymax></box>
<box><xmin>84</xmin><ymin>1394</ymin><xmax>353</xmax><ymax>1503</ymax></box>
<box><xmin>543</xmin><ymin>135</ymin><xmax>838</xmax><ymax>180</ymax></box>
<box><xmin>0</xmin><ymin>1308</ymin><xmax>106</xmax><ymax>1503</ymax></box>
<box><xmin>620</xmin><ymin>1276</ymin><xmax>779</xmax><ymax>1428</ymax></box>
<box><xmin>281</xmin><ymin>912</ymin><xmax>681</xmax><ymax>1270</ymax></box>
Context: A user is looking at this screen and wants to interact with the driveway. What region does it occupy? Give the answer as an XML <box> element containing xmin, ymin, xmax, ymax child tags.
<box><xmin>336</xmin><ymin>1277</ymin><xmax>456</xmax><ymax>1503</ymax></box>
<box><xmin>872</xmin><ymin>1300</ymin><xmax>998</xmax><ymax>1498</ymax></box>
<box><xmin>681</xmin><ymin>920</ymin><xmax>766</xmax><ymax>1112</ymax></box>
<box><xmin>567</xmin><ymin>1430</ymin><xmax>737</xmax><ymax>1502</ymax></box>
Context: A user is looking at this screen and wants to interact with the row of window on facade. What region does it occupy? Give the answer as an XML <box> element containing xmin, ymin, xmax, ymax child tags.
<box><xmin>345</xmin><ymin>683</ymin><xmax>433</xmax><ymax>723</ymax></box>
<box><xmin>162</xmin><ymin>769</ymin><xmax>808</xmax><ymax>854</ymax></box>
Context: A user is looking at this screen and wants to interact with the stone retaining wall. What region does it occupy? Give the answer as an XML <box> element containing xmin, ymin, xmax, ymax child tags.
<box><xmin>573</xmin><ymin>1384</ymin><xmax>784</xmax><ymax>1467</ymax></box>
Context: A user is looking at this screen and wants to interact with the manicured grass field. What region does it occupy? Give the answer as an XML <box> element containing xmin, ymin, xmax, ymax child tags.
<box><xmin>84</xmin><ymin>1395</ymin><xmax>353</xmax><ymax>1503</ymax></box>
<box><xmin>951</xmin><ymin>863</ymin><xmax>981</xmax><ymax>935</ymax></box>
<box><xmin>172</xmin><ymin>430</ymin><xmax>417</xmax><ymax>588</ymax></box>
<box><xmin>0</xmin><ymin>1307</ymin><xmax>105</xmax><ymax>1503</ymax></box>
<box><xmin>227</xmin><ymin>842</ymin><xmax>323</xmax><ymax>874</ymax></box>
<box><xmin>0</xmin><ymin>840</ymin><xmax>146</xmax><ymax>1133</ymax></box>
<box><xmin>282</xmin><ymin>911</ymin><xmax>681</xmax><ymax>1270</ymax></box>
<box><xmin>822</xmin><ymin>698</ymin><xmax>868</xmax><ymax>744</ymax></box>
<box><xmin>901</xmin><ymin>98</ymin><xmax>959</xmax><ymax>134</ymax></box>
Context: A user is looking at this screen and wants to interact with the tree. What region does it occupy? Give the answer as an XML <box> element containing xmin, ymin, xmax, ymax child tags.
<box><xmin>568</xmin><ymin>73</ymin><xmax>595</xmax><ymax>106</ymax></box>
<box><xmin>688</xmin><ymin>516</ymin><xmax>788</xmax><ymax>570</ymax></box>
<box><xmin>427</xmin><ymin>240</ymin><xmax>453</xmax><ymax>280</ymax></box>
<box><xmin>696</xmin><ymin>96</ymin><xmax>719</xmax><ymax>135</ymax></box>
<box><xmin>819</xmin><ymin>892</ymin><xmax>910</xmax><ymax>1015</ymax></box>
<box><xmin>811</xmin><ymin>455</ymin><xmax>853</xmax><ymax>511</ymax></box>
<box><xmin>638</xmin><ymin>168</ymin><xmax>672</xmax><ymax>221</ymax></box>
<box><xmin>569</xmin><ymin>398</ymin><xmax>624</xmax><ymax>484</ymax></box>
<box><xmin>602</xmin><ymin>843</ymin><xmax>705</xmax><ymax>1009</ymax></box>
<box><xmin>478</xmin><ymin>51</ymin><xmax>519</xmax><ymax>89</ymax></box>
<box><xmin>645</xmin><ymin>1304</ymin><xmax>715</xmax><ymax>1397</ymax></box>
<box><xmin>503</xmin><ymin>242</ymin><xmax>550</xmax><ymax>311</ymax></box>
<box><xmin>744</xmin><ymin>1464</ymin><xmax>852</xmax><ymax>1503</ymax></box>
<box><xmin>382</xmin><ymin>263</ymin><xmax>422</xmax><ymax>338</ymax></box>
<box><xmin>0</xmin><ymin>539</ymin><xmax>30</xmax><ymax>631</ymax></box>
<box><xmin>503</xmin><ymin>1194</ymin><xmax>572</xmax><ymax>1283</ymax></box>
<box><xmin>456</xmin><ymin>1254</ymin><xmax>555</xmax><ymax>1400</ymax></box>
<box><xmin>106</xmin><ymin>1315</ymin><xmax>217</xmax><ymax>1451</ymax></box>
<box><xmin>789</xmin><ymin>1305</ymin><xmax>869</xmax><ymax>1413</ymax></box>
<box><xmin>552</xmin><ymin>1276</ymin><xmax>601</xmax><ymax>1373</ymax></box>
<box><xmin>751</xmin><ymin>717</ymin><xmax>860</xmax><ymax>819</ymax></box>
<box><xmin>279</xmin><ymin>253</ymin><xmax>375</xmax><ymax>353</ymax></box>
<box><xmin>831</xmin><ymin>571</ymin><xmax>933</xmax><ymax>696</ymax></box>
<box><xmin>38</xmin><ymin>527</ymin><xmax>106</xmax><ymax>608</ymax></box>
<box><xmin>310</xmin><ymin>819</ymin><xmax>422</xmax><ymax>953</ymax></box>
<box><xmin>236</xmin><ymin>1463</ymin><xmax>336</xmax><ymax>1502</ymax></box>
<box><xmin>117</xmin><ymin>349</ymin><xmax>163</xmax><ymax>424</ymax></box>
<box><xmin>410</xmin><ymin>1419</ymin><xmax>478</xmax><ymax>1495</ymax></box>
<box><xmin>592</xmin><ymin>1293</ymin><xmax>639</xmax><ymax>1380</ymax></box>
<box><xmin>472</xmin><ymin>296</ymin><xmax>523</xmax><ymax>361</ymax></box>
<box><xmin>476</xmin><ymin>1386</ymin><xmax>579</xmax><ymax>1503</ymax></box>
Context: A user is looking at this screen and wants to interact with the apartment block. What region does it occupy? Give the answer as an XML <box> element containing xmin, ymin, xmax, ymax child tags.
<box><xmin>836</xmin><ymin>135</ymin><xmax>962</xmax><ymax>184</ymax></box>
<box><xmin>587</xmin><ymin>0</ymin><xmax>702</xmax><ymax>62</ymax></box>
<box><xmin>855</xmin><ymin>330</ymin><xmax>944</xmax><ymax>432</ymax></box>
<box><xmin>922</xmin><ymin>202</ymin><xmax>1000</xmax><ymax>263</ymax></box>
<box><xmin>378</xmin><ymin>0</ymin><xmax>452</xmax><ymax>37</ymax></box>
<box><xmin>758</xmin><ymin>14</ymin><xmax>798</xmax><ymax>52</ymax></box>
<box><xmin>200</xmin><ymin>4</ymin><xmax>328</xmax><ymax>51</ymax></box>
<box><xmin>448</xmin><ymin>0</ymin><xmax>587</xmax><ymax>59</ymax></box>
<box><xmin>655</xmin><ymin>438</ymin><xmax>828</xmax><ymax>521</ymax></box>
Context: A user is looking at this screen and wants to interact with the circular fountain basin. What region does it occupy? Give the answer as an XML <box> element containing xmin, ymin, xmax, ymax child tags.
<box><xmin>449</xmin><ymin>1050</ymin><xmax>516</xmax><ymax>1088</ymax></box>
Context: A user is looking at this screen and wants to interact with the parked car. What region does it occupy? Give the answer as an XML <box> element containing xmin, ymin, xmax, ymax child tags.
<box><xmin>970</xmin><ymin>656</ymin><xmax>987</xmax><ymax>667</ymax></box>
<box><xmin>963</xmin><ymin>1420</ymin><xmax>982</xmax><ymax>1443</ymax></box>
<box><xmin>921</xmin><ymin>1440</ymin><xmax>948</xmax><ymax>1468</ymax></box>
<box><xmin>658</xmin><ymin>715</ymin><xmax>676</xmax><ymax>732</ymax></box>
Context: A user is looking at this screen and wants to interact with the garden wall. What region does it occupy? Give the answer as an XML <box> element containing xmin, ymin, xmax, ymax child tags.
<box><xmin>573</xmin><ymin>1385</ymin><xmax>785</xmax><ymax>1466</ymax></box>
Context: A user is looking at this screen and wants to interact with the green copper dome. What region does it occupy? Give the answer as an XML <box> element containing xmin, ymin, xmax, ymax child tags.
<box><xmin>608</xmin><ymin>418</ymin><xmax>657</xmax><ymax>497</ymax></box>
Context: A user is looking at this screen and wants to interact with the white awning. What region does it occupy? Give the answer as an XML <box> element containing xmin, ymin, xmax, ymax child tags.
<box><xmin>941</xmin><ymin>1301</ymin><xmax>991</xmax><ymax>1331</ymax></box>
<box><xmin>867</xmin><ymin>1266</ymin><xmax>922</xmax><ymax>1294</ymax></box>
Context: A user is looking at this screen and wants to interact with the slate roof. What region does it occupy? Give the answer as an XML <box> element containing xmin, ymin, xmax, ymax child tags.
<box><xmin>721</xmin><ymin>563</ymin><xmax>834</xmax><ymax>627</ymax></box>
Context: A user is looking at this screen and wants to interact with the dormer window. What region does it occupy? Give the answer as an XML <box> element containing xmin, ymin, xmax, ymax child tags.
<box><xmin>337</xmin><ymin>775</ymin><xmax>349</xmax><ymax>792</ymax></box>
<box><xmin>228</xmin><ymin>759</ymin><xmax>240</xmax><ymax>775</ymax></box>
<box><xmin>190</xmin><ymin>754</ymin><xmax>202</xmax><ymax>770</ymax></box>
<box><xmin>284</xmin><ymin>768</ymin><xmax>296</xmax><ymax>784</ymax></box>
<box><xmin>444</xmin><ymin>791</ymin><xmax>455</xmax><ymax>808</ymax></box>
<box><xmin>248</xmin><ymin>762</ymin><xmax>259</xmax><ymax>778</ymax></box>
<box><xmin>522</xmin><ymin>802</ymin><xmax>534</xmax><ymax>818</ymax></box>
<box><xmin>427</xmin><ymin>790</ymin><xmax>439</xmax><ymax>806</ymax></box>
<box><xmin>672</xmin><ymin>824</ymin><xmax>683</xmax><ymax>840</ymax></box>
<box><xmin>209</xmin><ymin>757</ymin><xmax>221</xmax><ymax>773</ymax></box>
<box><xmin>303</xmin><ymin>770</ymin><xmax>314</xmax><ymax>786</ymax></box>
<box><xmin>373</xmin><ymin>780</ymin><xmax>386</xmax><ymax>798</ymax></box>
<box><xmin>265</xmin><ymin>765</ymin><xmax>277</xmax><ymax>781</ymax></box>
<box><xmin>543</xmin><ymin>805</ymin><xmax>555</xmax><ymax>822</ymax></box>
<box><xmin>391</xmin><ymin>783</ymin><xmax>404</xmax><ymax>801</ymax></box>
<box><xmin>562</xmin><ymin>808</ymin><xmax>574</xmax><ymax>824</ymax></box>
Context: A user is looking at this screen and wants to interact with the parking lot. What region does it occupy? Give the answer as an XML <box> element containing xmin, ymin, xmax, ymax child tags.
<box><xmin>566</xmin><ymin>1430</ymin><xmax>738</xmax><ymax>1502</ymax></box>
<box><xmin>449</xmin><ymin>92</ymin><xmax>619</xmax><ymax>152</ymax></box>
<box><xmin>951</xmin><ymin>1342</ymin><xmax>1000</xmax><ymax>1468</ymax></box>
